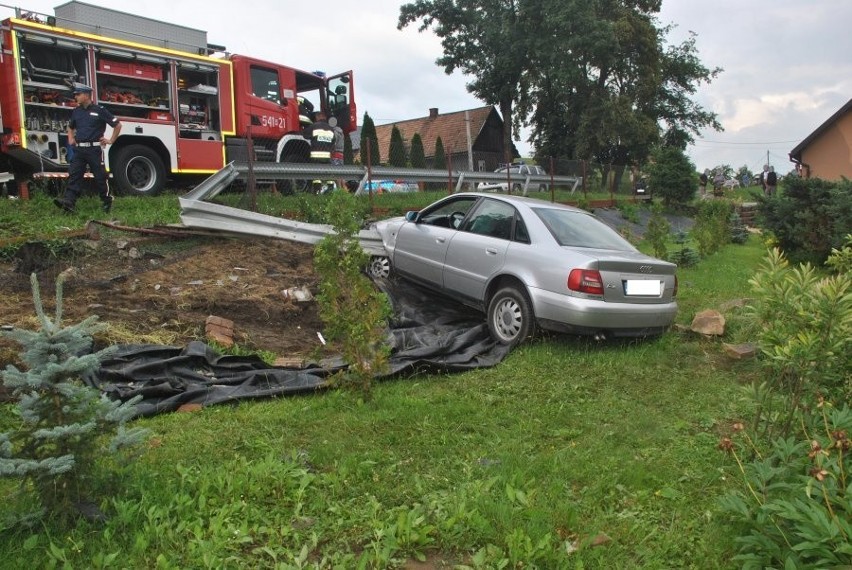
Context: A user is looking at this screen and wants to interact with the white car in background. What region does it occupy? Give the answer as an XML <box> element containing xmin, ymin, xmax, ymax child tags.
<box><xmin>477</xmin><ymin>164</ymin><xmax>549</xmax><ymax>193</ymax></box>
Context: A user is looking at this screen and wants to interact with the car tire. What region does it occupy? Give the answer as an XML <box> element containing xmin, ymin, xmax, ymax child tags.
<box><xmin>367</xmin><ymin>255</ymin><xmax>392</xmax><ymax>279</ymax></box>
<box><xmin>487</xmin><ymin>286</ymin><xmax>535</xmax><ymax>346</ymax></box>
<box><xmin>511</xmin><ymin>183</ymin><xmax>522</xmax><ymax>194</ymax></box>
<box><xmin>112</xmin><ymin>145</ymin><xmax>166</xmax><ymax>196</ymax></box>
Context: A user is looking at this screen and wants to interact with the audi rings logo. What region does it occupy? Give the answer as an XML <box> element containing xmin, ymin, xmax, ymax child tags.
<box><xmin>637</xmin><ymin>265</ymin><xmax>654</xmax><ymax>274</ymax></box>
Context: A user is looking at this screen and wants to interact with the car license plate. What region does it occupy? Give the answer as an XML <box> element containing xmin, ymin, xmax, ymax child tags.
<box><xmin>625</xmin><ymin>280</ymin><xmax>662</xmax><ymax>296</ymax></box>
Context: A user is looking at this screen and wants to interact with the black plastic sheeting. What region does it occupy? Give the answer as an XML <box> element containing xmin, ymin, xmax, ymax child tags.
<box><xmin>87</xmin><ymin>279</ymin><xmax>511</xmax><ymax>417</ymax></box>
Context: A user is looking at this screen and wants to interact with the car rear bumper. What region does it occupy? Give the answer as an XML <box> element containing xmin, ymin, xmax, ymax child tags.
<box><xmin>529</xmin><ymin>287</ymin><xmax>677</xmax><ymax>335</ymax></box>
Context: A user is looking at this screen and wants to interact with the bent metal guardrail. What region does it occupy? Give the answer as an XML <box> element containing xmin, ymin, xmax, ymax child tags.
<box><xmin>230</xmin><ymin>162</ymin><xmax>582</xmax><ymax>196</ymax></box>
<box><xmin>178</xmin><ymin>162</ymin><xmax>583</xmax><ymax>256</ymax></box>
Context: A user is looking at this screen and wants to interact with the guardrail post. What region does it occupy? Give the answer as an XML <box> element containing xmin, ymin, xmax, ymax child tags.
<box><xmin>446</xmin><ymin>148</ymin><xmax>452</xmax><ymax>195</ymax></box>
<box><xmin>246</xmin><ymin>126</ymin><xmax>257</xmax><ymax>212</ymax></box>
<box><xmin>366</xmin><ymin>142</ymin><xmax>374</xmax><ymax>207</ymax></box>
<box><xmin>549</xmin><ymin>156</ymin><xmax>555</xmax><ymax>202</ymax></box>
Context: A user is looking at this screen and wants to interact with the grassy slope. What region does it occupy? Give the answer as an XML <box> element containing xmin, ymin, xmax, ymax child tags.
<box><xmin>0</xmin><ymin>191</ymin><xmax>764</xmax><ymax>568</ymax></box>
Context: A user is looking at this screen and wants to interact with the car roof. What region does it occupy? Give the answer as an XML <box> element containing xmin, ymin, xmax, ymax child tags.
<box><xmin>450</xmin><ymin>192</ymin><xmax>587</xmax><ymax>214</ymax></box>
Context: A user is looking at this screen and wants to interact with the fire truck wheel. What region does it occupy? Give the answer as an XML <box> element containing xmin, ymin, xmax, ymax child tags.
<box><xmin>113</xmin><ymin>145</ymin><xmax>166</xmax><ymax>196</ymax></box>
<box><xmin>279</xmin><ymin>153</ymin><xmax>310</xmax><ymax>195</ymax></box>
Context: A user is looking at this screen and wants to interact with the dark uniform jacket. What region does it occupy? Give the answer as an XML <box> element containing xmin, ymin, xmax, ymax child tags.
<box><xmin>70</xmin><ymin>103</ymin><xmax>119</xmax><ymax>142</ymax></box>
<box><xmin>309</xmin><ymin>120</ymin><xmax>334</xmax><ymax>161</ymax></box>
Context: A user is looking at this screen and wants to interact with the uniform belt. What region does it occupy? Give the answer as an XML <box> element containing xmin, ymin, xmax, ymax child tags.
<box><xmin>76</xmin><ymin>141</ymin><xmax>99</xmax><ymax>147</ymax></box>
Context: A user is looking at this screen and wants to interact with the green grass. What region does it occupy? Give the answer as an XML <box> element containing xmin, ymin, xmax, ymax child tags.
<box><xmin>0</xmin><ymin>187</ymin><xmax>765</xmax><ymax>567</ymax></box>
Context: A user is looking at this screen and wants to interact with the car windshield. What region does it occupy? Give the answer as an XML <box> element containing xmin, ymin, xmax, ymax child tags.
<box><xmin>533</xmin><ymin>208</ymin><xmax>636</xmax><ymax>251</ymax></box>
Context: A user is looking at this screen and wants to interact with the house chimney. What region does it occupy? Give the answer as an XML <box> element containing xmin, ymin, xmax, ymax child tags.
<box><xmin>429</xmin><ymin>107</ymin><xmax>439</xmax><ymax>119</ymax></box>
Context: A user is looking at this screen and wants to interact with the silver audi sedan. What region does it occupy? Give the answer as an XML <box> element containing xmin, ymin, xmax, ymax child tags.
<box><xmin>369</xmin><ymin>193</ymin><xmax>678</xmax><ymax>346</ymax></box>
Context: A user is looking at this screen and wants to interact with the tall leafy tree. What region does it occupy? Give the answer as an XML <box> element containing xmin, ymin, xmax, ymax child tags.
<box><xmin>398</xmin><ymin>0</ymin><xmax>533</xmax><ymax>164</ymax></box>
<box><xmin>359</xmin><ymin>112</ymin><xmax>380</xmax><ymax>167</ymax></box>
<box><xmin>410</xmin><ymin>133</ymin><xmax>426</xmax><ymax>168</ymax></box>
<box><xmin>388</xmin><ymin>125</ymin><xmax>408</xmax><ymax>167</ymax></box>
<box><xmin>525</xmin><ymin>0</ymin><xmax>721</xmax><ymax>188</ymax></box>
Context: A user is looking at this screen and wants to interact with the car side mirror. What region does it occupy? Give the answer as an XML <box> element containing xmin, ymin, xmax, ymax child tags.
<box><xmin>405</xmin><ymin>211</ymin><xmax>419</xmax><ymax>222</ymax></box>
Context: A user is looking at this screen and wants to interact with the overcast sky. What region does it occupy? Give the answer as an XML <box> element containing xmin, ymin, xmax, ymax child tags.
<box><xmin>6</xmin><ymin>0</ymin><xmax>852</xmax><ymax>174</ymax></box>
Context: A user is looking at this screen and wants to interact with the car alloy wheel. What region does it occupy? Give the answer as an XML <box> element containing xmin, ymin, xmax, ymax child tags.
<box><xmin>367</xmin><ymin>256</ymin><xmax>391</xmax><ymax>279</ymax></box>
<box><xmin>487</xmin><ymin>286</ymin><xmax>534</xmax><ymax>346</ymax></box>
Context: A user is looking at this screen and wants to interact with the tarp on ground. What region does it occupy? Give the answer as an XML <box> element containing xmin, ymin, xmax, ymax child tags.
<box><xmin>87</xmin><ymin>279</ymin><xmax>511</xmax><ymax>417</ymax></box>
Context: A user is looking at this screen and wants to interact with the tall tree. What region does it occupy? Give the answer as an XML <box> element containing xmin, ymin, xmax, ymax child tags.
<box><xmin>409</xmin><ymin>133</ymin><xmax>426</xmax><ymax>169</ymax></box>
<box><xmin>432</xmin><ymin>136</ymin><xmax>447</xmax><ymax>191</ymax></box>
<box><xmin>388</xmin><ymin>125</ymin><xmax>408</xmax><ymax>167</ymax></box>
<box><xmin>398</xmin><ymin>1</ymin><xmax>533</xmax><ymax>166</ymax></box>
<box><xmin>525</xmin><ymin>0</ymin><xmax>721</xmax><ymax>188</ymax></box>
<box><xmin>433</xmin><ymin>136</ymin><xmax>447</xmax><ymax>171</ymax></box>
<box><xmin>359</xmin><ymin>112</ymin><xmax>381</xmax><ymax>167</ymax></box>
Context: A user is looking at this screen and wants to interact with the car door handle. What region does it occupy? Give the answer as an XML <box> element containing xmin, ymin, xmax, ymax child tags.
<box><xmin>486</xmin><ymin>248</ymin><xmax>498</xmax><ymax>255</ymax></box>
<box><xmin>436</xmin><ymin>237</ymin><xmax>446</xmax><ymax>243</ymax></box>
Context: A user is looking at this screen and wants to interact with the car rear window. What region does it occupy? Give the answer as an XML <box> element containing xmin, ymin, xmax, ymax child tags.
<box><xmin>533</xmin><ymin>208</ymin><xmax>635</xmax><ymax>251</ymax></box>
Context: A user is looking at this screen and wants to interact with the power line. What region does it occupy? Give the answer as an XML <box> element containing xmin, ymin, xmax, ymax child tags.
<box><xmin>693</xmin><ymin>138</ymin><xmax>800</xmax><ymax>145</ymax></box>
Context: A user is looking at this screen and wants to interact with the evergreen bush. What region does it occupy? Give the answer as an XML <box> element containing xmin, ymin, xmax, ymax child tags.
<box><xmin>0</xmin><ymin>273</ymin><xmax>148</xmax><ymax>523</ymax></box>
<box><xmin>667</xmin><ymin>229</ymin><xmax>699</xmax><ymax>268</ymax></box>
<box><xmin>359</xmin><ymin>113</ymin><xmax>380</xmax><ymax>167</ymax></box>
<box><xmin>757</xmin><ymin>177</ymin><xmax>852</xmax><ymax>265</ymax></box>
<box><xmin>388</xmin><ymin>125</ymin><xmax>407</xmax><ymax>167</ymax></box>
<box><xmin>645</xmin><ymin>146</ymin><xmax>697</xmax><ymax>207</ymax></box>
<box><xmin>729</xmin><ymin>211</ymin><xmax>749</xmax><ymax>244</ymax></box>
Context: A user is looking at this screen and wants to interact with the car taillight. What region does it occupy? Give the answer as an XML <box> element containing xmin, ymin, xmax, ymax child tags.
<box><xmin>673</xmin><ymin>275</ymin><xmax>678</xmax><ymax>298</ymax></box>
<box><xmin>567</xmin><ymin>269</ymin><xmax>604</xmax><ymax>295</ymax></box>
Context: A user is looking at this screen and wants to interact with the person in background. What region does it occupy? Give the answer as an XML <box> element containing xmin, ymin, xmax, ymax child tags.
<box><xmin>699</xmin><ymin>169</ymin><xmax>709</xmax><ymax>196</ymax></box>
<box><xmin>328</xmin><ymin>116</ymin><xmax>346</xmax><ymax>191</ymax></box>
<box><xmin>712</xmin><ymin>169</ymin><xmax>725</xmax><ymax>196</ymax></box>
<box><xmin>764</xmin><ymin>165</ymin><xmax>778</xmax><ymax>197</ymax></box>
<box><xmin>54</xmin><ymin>83</ymin><xmax>121</xmax><ymax>214</ymax></box>
<box><xmin>760</xmin><ymin>164</ymin><xmax>769</xmax><ymax>195</ymax></box>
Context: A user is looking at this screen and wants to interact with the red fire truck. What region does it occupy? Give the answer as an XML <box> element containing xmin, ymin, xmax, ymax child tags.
<box><xmin>0</xmin><ymin>3</ymin><xmax>356</xmax><ymax>196</ymax></box>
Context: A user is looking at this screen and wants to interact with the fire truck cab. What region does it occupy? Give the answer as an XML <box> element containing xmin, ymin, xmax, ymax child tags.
<box><xmin>0</xmin><ymin>3</ymin><xmax>356</xmax><ymax>196</ymax></box>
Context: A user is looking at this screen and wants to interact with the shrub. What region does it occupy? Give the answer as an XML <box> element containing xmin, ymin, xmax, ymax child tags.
<box><xmin>720</xmin><ymin>403</ymin><xmax>852</xmax><ymax>569</ymax></box>
<box><xmin>720</xmin><ymin>243</ymin><xmax>852</xmax><ymax>567</ymax></box>
<box><xmin>1</xmin><ymin>273</ymin><xmax>148</xmax><ymax>524</ymax></box>
<box><xmin>692</xmin><ymin>199</ymin><xmax>733</xmax><ymax>256</ymax></box>
<box><xmin>617</xmin><ymin>201</ymin><xmax>639</xmax><ymax>224</ymax></box>
<box><xmin>745</xmin><ymin>247</ymin><xmax>851</xmax><ymax>430</ymax></box>
<box><xmin>826</xmin><ymin>234</ymin><xmax>852</xmax><ymax>276</ymax></box>
<box><xmin>757</xmin><ymin>177</ymin><xmax>852</xmax><ymax>265</ymax></box>
<box><xmin>313</xmin><ymin>191</ymin><xmax>392</xmax><ymax>398</ymax></box>
<box><xmin>645</xmin><ymin>201</ymin><xmax>671</xmax><ymax>259</ymax></box>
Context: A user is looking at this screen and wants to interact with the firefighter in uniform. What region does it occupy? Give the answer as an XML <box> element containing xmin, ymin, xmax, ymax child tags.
<box><xmin>308</xmin><ymin>111</ymin><xmax>334</xmax><ymax>193</ymax></box>
<box><xmin>54</xmin><ymin>83</ymin><xmax>122</xmax><ymax>214</ymax></box>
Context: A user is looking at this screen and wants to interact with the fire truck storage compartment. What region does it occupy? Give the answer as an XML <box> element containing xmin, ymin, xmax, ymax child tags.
<box><xmin>18</xmin><ymin>35</ymin><xmax>86</xmax><ymax>83</ymax></box>
<box><xmin>96</xmin><ymin>53</ymin><xmax>171</xmax><ymax>119</ymax></box>
<box><xmin>98</xmin><ymin>59</ymin><xmax>163</xmax><ymax>81</ymax></box>
<box><xmin>177</xmin><ymin>63</ymin><xmax>220</xmax><ymax>137</ymax></box>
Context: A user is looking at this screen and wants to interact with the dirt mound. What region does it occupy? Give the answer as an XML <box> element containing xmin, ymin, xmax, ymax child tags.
<box><xmin>0</xmin><ymin>233</ymin><xmax>328</xmax><ymax>361</ymax></box>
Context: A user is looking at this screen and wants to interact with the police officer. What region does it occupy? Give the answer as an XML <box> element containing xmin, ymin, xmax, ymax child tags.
<box><xmin>54</xmin><ymin>83</ymin><xmax>122</xmax><ymax>214</ymax></box>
